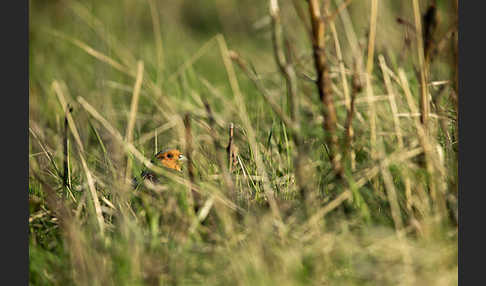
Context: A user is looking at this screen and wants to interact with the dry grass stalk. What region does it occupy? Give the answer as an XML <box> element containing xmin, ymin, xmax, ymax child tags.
<box><xmin>53</xmin><ymin>81</ymin><xmax>105</xmax><ymax>236</ymax></box>
<box><xmin>184</xmin><ymin>114</ymin><xmax>195</xmax><ymax>183</ymax></box>
<box><xmin>328</xmin><ymin>11</ymin><xmax>350</xmax><ymax>111</ymax></box>
<box><xmin>379</xmin><ymin>55</ymin><xmax>404</xmax><ymax>148</ymax></box>
<box><xmin>270</xmin><ymin>0</ymin><xmax>298</xmax><ymax>122</ymax></box>
<box><xmin>184</xmin><ymin>113</ymin><xmax>199</xmax><ymax>211</ymax></box>
<box><xmin>307</xmin><ymin>0</ymin><xmax>342</xmax><ymax>177</ymax></box>
<box><xmin>63</xmin><ymin>105</ymin><xmax>72</xmax><ymax>190</ymax></box>
<box><xmin>365</xmin><ymin>0</ymin><xmax>378</xmax><ymax>168</ymax></box>
<box><xmin>226</xmin><ymin>122</ymin><xmax>237</xmax><ymax>173</ymax></box>
<box><xmin>379</xmin><ymin>55</ymin><xmax>414</xmax><ymax>214</ymax></box>
<box><xmin>398</xmin><ymin>70</ymin><xmax>448</xmax><ymax>219</ymax></box>
<box><xmin>327</xmin><ymin>4</ymin><xmax>356</xmax><ymax>172</ymax></box>
<box><xmin>47</xmin><ymin>29</ymin><xmax>134</xmax><ymax>77</ymax></box>
<box><xmin>365</xmin><ymin>73</ymin><xmax>378</xmax><ymax>166</ymax></box>
<box><xmin>378</xmin><ymin>142</ymin><xmax>404</xmax><ymax>232</ymax></box>
<box><xmin>125</xmin><ymin>61</ymin><xmax>144</xmax><ymax>182</ymax></box>
<box><xmin>412</xmin><ymin>0</ymin><xmax>430</xmax><ymax>128</ymax></box>
<box><xmin>366</xmin><ymin>0</ymin><xmax>378</xmax><ymax>75</ymax></box>
<box><xmin>336</xmin><ymin>0</ymin><xmax>363</xmax><ymax>69</ymax></box>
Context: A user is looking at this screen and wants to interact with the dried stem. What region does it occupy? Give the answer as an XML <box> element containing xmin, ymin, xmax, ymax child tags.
<box><xmin>366</xmin><ymin>0</ymin><xmax>378</xmax><ymax>75</ymax></box>
<box><xmin>184</xmin><ymin>113</ymin><xmax>200</xmax><ymax>212</ymax></box>
<box><xmin>270</xmin><ymin>0</ymin><xmax>298</xmax><ymax>122</ymax></box>
<box><xmin>412</xmin><ymin>0</ymin><xmax>430</xmax><ymax>128</ymax></box>
<box><xmin>307</xmin><ymin>0</ymin><xmax>342</xmax><ymax>177</ymax></box>
<box><xmin>125</xmin><ymin>61</ymin><xmax>144</xmax><ymax>182</ymax></box>
<box><xmin>379</xmin><ymin>55</ymin><xmax>404</xmax><ymax>148</ymax></box>
<box><xmin>378</xmin><ymin>140</ymin><xmax>404</xmax><ymax>232</ymax></box>
<box><xmin>226</xmin><ymin>123</ymin><xmax>236</xmax><ymax>173</ymax></box>
<box><xmin>184</xmin><ymin>114</ymin><xmax>195</xmax><ymax>183</ymax></box>
<box><xmin>63</xmin><ymin>105</ymin><xmax>73</xmax><ymax>190</ymax></box>
<box><xmin>398</xmin><ymin>70</ymin><xmax>447</xmax><ymax>218</ymax></box>
<box><xmin>379</xmin><ymin>55</ymin><xmax>413</xmax><ymax>214</ymax></box>
<box><xmin>329</xmin><ymin>7</ymin><xmax>356</xmax><ymax>171</ymax></box>
<box><xmin>366</xmin><ymin>0</ymin><xmax>378</xmax><ymax>165</ymax></box>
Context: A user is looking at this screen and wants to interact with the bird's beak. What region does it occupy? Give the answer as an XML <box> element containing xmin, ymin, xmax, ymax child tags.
<box><xmin>178</xmin><ymin>154</ymin><xmax>188</xmax><ymax>162</ymax></box>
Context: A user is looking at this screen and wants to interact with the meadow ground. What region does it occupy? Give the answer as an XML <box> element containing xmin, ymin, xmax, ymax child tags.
<box><xmin>29</xmin><ymin>0</ymin><xmax>458</xmax><ymax>285</ymax></box>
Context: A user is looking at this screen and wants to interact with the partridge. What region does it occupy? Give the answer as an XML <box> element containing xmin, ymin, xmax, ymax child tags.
<box><xmin>134</xmin><ymin>149</ymin><xmax>187</xmax><ymax>187</ymax></box>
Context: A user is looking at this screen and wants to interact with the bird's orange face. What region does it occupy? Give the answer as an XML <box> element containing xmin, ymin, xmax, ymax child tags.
<box><xmin>154</xmin><ymin>149</ymin><xmax>186</xmax><ymax>172</ymax></box>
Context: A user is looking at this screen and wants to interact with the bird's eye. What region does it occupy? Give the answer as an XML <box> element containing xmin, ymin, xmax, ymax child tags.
<box><xmin>167</xmin><ymin>153</ymin><xmax>173</xmax><ymax>159</ymax></box>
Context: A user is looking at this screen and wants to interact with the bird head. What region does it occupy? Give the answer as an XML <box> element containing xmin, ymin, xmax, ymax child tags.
<box><xmin>153</xmin><ymin>148</ymin><xmax>187</xmax><ymax>172</ymax></box>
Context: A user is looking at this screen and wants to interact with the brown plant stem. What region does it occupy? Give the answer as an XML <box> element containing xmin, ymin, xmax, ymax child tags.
<box><xmin>63</xmin><ymin>105</ymin><xmax>73</xmax><ymax>190</ymax></box>
<box><xmin>412</xmin><ymin>0</ymin><xmax>430</xmax><ymax>128</ymax></box>
<box><xmin>226</xmin><ymin>123</ymin><xmax>236</xmax><ymax>173</ymax></box>
<box><xmin>307</xmin><ymin>0</ymin><xmax>342</xmax><ymax>178</ymax></box>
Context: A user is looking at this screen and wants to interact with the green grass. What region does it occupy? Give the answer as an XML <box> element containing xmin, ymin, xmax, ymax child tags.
<box><xmin>29</xmin><ymin>0</ymin><xmax>457</xmax><ymax>285</ymax></box>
